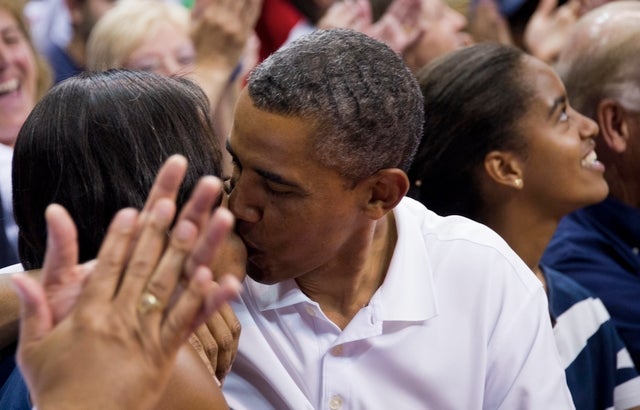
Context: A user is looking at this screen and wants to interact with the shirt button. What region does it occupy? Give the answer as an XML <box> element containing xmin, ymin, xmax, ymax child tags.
<box><xmin>329</xmin><ymin>395</ymin><xmax>343</xmax><ymax>410</ymax></box>
<box><xmin>331</xmin><ymin>345</ymin><xmax>343</xmax><ymax>356</ymax></box>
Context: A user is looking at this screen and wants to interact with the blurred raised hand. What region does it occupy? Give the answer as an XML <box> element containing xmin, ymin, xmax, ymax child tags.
<box><xmin>468</xmin><ymin>0</ymin><xmax>513</xmax><ymax>45</ymax></box>
<box><xmin>524</xmin><ymin>0</ymin><xmax>581</xmax><ymax>63</ymax></box>
<box><xmin>366</xmin><ymin>0</ymin><xmax>425</xmax><ymax>54</ymax></box>
<box><xmin>318</xmin><ymin>0</ymin><xmax>425</xmax><ymax>54</ymax></box>
<box><xmin>14</xmin><ymin>155</ymin><xmax>240</xmax><ymax>410</ymax></box>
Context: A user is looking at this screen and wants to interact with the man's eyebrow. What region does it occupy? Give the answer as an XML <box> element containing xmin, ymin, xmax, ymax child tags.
<box><xmin>226</xmin><ymin>140</ymin><xmax>300</xmax><ymax>188</ymax></box>
<box><xmin>255</xmin><ymin>169</ymin><xmax>300</xmax><ymax>188</ymax></box>
<box><xmin>548</xmin><ymin>95</ymin><xmax>567</xmax><ymax>119</ymax></box>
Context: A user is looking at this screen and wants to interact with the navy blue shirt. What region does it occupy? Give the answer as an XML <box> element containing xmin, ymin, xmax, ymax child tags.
<box><xmin>0</xmin><ymin>366</ymin><xmax>29</xmax><ymax>410</ymax></box>
<box><xmin>542</xmin><ymin>197</ymin><xmax>640</xmax><ymax>371</ymax></box>
<box><xmin>545</xmin><ymin>266</ymin><xmax>640</xmax><ymax>409</ymax></box>
<box><xmin>43</xmin><ymin>43</ymin><xmax>83</xmax><ymax>84</ymax></box>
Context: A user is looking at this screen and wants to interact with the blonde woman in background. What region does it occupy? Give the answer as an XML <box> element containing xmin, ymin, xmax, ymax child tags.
<box><xmin>87</xmin><ymin>0</ymin><xmax>262</xmax><ymax>177</ymax></box>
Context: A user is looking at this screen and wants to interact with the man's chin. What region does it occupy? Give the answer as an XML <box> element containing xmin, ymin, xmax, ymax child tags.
<box><xmin>245</xmin><ymin>260</ymin><xmax>275</xmax><ymax>285</ymax></box>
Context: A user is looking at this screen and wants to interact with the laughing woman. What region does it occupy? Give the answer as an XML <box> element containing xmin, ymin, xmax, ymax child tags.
<box><xmin>408</xmin><ymin>43</ymin><xmax>640</xmax><ymax>409</ymax></box>
<box><xmin>0</xmin><ymin>0</ymin><xmax>51</xmax><ymax>267</ymax></box>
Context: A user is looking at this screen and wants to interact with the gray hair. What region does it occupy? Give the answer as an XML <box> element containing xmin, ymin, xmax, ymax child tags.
<box><xmin>555</xmin><ymin>1</ymin><xmax>640</xmax><ymax>117</ymax></box>
<box><xmin>247</xmin><ymin>29</ymin><xmax>424</xmax><ymax>181</ymax></box>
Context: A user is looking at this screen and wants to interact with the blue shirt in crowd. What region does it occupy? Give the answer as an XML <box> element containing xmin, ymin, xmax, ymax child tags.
<box><xmin>543</xmin><ymin>197</ymin><xmax>640</xmax><ymax>372</ymax></box>
<box><xmin>545</xmin><ymin>266</ymin><xmax>640</xmax><ymax>409</ymax></box>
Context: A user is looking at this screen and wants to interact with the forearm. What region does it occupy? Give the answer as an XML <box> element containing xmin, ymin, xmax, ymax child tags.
<box><xmin>0</xmin><ymin>269</ymin><xmax>41</xmax><ymax>348</ymax></box>
<box><xmin>189</xmin><ymin>63</ymin><xmax>236</xmax><ymax>113</ymax></box>
<box><xmin>155</xmin><ymin>344</ymin><xmax>229</xmax><ymax>410</ymax></box>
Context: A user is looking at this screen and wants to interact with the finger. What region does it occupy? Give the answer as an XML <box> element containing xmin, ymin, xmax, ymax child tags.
<box><xmin>535</xmin><ymin>0</ymin><xmax>559</xmax><ymax>17</ymax></box>
<box><xmin>138</xmin><ymin>155</ymin><xmax>187</xmax><ymax>228</ymax></box>
<box><xmin>12</xmin><ymin>273</ymin><xmax>52</xmax><ymax>345</ymax></box>
<box><xmin>192</xmin><ymin>324</ymin><xmax>217</xmax><ymax>375</ymax></box>
<box><xmin>116</xmin><ymin>199</ymin><xmax>176</xmax><ymax>306</ymax></box>
<box><xmin>213</xmin><ymin>302</ymin><xmax>242</xmax><ymax>381</ymax></box>
<box><xmin>160</xmin><ymin>266</ymin><xmax>213</xmax><ymax>353</ymax></box>
<box><xmin>390</xmin><ymin>0</ymin><xmax>419</xmax><ymax>23</ymax></box>
<box><xmin>205</xmin><ymin>275</ymin><xmax>241</xmax><ymax>317</ymax></box>
<box><xmin>564</xmin><ymin>0</ymin><xmax>581</xmax><ymax>16</ymax></box>
<box><xmin>40</xmin><ymin>204</ymin><xmax>79</xmax><ymax>288</ymax></box>
<box><xmin>141</xmin><ymin>218</ymin><xmax>199</xmax><ymax>328</ymax></box>
<box><xmin>140</xmin><ymin>176</ymin><xmax>223</xmax><ymax>324</ymax></box>
<box><xmin>185</xmin><ymin>207</ymin><xmax>234</xmax><ymax>279</ymax></box>
<box><xmin>357</xmin><ymin>0</ymin><xmax>372</xmax><ymax>23</ymax></box>
<box><xmin>174</xmin><ymin>176</ymin><xmax>223</xmax><ymax>258</ymax></box>
<box><xmin>77</xmin><ymin>208</ymin><xmax>139</xmax><ymax>305</ymax></box>
<box><xmin>201</xmin><ymin>310</ymin><xmax>234</xmax><ymax>381</ymax></box>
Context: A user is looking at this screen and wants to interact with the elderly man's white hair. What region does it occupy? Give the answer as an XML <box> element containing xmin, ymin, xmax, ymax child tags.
<box><xmin>555</xmin><ymin>1</ymin><xmax>640</xmax><ymax>117</ymax></box>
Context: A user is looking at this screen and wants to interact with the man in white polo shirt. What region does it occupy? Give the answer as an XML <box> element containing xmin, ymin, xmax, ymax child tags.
<box><xmin>220</xmin><ymin>28</ymin><xmax>573</xmax><ymax>409</ymax></box>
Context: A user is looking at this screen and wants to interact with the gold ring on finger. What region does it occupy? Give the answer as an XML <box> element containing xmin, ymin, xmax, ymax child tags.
<box><xmin>138</xmin><ymin>290</ymin><xmax>163</xmax><ymax>315</ymax></box>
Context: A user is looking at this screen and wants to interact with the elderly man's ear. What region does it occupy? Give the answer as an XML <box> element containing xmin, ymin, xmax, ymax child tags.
<box><xmin>361</xmin><ymin>168</ymin><xmax>409</xmax><ymax>220</ymax></box>
<box><xmin>597</xmin><ymin>98</ymin><xmax>634</xmax><ymax>153</ymax></box>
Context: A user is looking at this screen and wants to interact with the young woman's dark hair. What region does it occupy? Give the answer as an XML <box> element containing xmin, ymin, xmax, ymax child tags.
<box><xmin>407</xmin><ymin>42</ymin><xmax>531</xmax><ymax>220</ymax></box>
<box><xmin>12</xmin><ymin>69</ymin><xmax>223</xmax><ymax>269</ymax></box>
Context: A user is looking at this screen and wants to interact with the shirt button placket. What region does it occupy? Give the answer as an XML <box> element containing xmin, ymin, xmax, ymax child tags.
<box><xmin>329</xmin><ymin>395</ymin><xmax>343</xmax><ymax>410</ymax></box>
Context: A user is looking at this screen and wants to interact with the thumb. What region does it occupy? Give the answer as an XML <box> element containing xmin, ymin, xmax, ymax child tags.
<box><xmin>41</xmin><ymin>204</ymin><xmax>79</xmax><ymax>288</ymax></box>
<box><xmin>12</xmin><ymin>273</ymin><xmax>53</xmax><ymax>344</ymax></box>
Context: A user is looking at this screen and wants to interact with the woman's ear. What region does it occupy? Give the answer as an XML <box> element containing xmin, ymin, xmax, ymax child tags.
<box><xmin>597</xmin><ymin>99</ymin><xmax>630</xmax><ymax>153</ymax></box>
<box><xmin>361</xmin><ymin>169</ymin><xmax>410</xmax><ymax>220</ymax></box>
<box><xmin>484</xmin><ymin>150</ymin><xmax>524</xmax><ymax>190</ymax></box>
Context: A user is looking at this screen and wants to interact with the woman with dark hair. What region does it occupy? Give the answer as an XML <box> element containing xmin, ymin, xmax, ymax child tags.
<box><xmin>408</xmin><ymin>42</ymin><xmax>640</xmax><ymax>409</ymax></box>
<box><xmin>13</xmin><ymin>69</ymin><xmax>222</xmax><ymax>269</ymax></box>
<box><xmin>1</xmin><ymin>69</ymin><xmax>232</xmax><ymax>409</ymax></box>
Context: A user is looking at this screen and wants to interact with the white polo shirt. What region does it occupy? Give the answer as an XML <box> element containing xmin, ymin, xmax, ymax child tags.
<box><xmin>223</xmin><ymin>197</ymin><xmax>574</xmax><ymax>409</ymax></box>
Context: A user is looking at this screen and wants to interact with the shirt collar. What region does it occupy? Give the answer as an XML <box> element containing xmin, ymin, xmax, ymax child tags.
<box><xmin>372</xmin><ymin>197</ymin><xmax>438</xmax><ymax>322</ymax></box>
<box><xmin>246</xmin><ymin>198</ymin><xmax>439</xmax><ymax>322</ymax></box>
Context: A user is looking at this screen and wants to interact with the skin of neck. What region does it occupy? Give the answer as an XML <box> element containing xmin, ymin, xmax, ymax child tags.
<box><xmin>295</xmin><ymin>212</ymin><xmax>397</xmax><ymax>330</ymax></box>
<box><xmin>0</xmin><ymin>131</ymin><xmax>17</xmax><ymax>148</ymax></box>
<box><xmin>604</xmin><ymin>161</ymin><xmax>639</xmax><ymax>208</ymax></box>
<box><xmin>481</xmin><ymin>197</ymin><xmax>558</xmax><ymax>290</ymax></box>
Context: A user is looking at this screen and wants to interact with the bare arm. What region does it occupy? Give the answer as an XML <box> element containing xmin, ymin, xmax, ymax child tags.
<box><xmin>15</xmin><ymin>156</ymin><xmax>238</xmax><ymax>409</ymax></box>
<box><xmin>0</xmin><ymin>269</ymin><xmax>39</xmax><ymax>349</ymax></box>
<box><xmin>156</xmin><ymin>344</ymin><xmax>228</xmax><ymax>410</ymax></box>
<box><xmin>189</xmin><ymin>0</ymin><xmax>262</xmax><ymax>111</ymax></box>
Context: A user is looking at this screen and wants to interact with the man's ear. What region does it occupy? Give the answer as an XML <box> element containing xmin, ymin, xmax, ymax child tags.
<box><xmin>597</xmin><ymin>99</ymin><xmax>630</xmax><ymax>153</ymax></box>
<box><xmin>484</xmin><ymin>150</ymin><xmax>524</xmax><ymax>190</ymax></box>
<box><xmin>361</xmin><ymin>169</ymin><xmax>409</xmax><ymax>220</ymax></box>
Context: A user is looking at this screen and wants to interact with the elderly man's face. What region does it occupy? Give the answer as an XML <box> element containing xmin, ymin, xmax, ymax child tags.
<box><xmin>226</xmin><ymin>90</ymin><xmax>373</xmax><ymax>285</ymax></box>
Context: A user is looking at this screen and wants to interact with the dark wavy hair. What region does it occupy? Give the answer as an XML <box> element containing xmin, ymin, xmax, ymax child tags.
<box><xmin>13</xmin><ymin>70</ymin><xmax>222</xmax><ymax>269</ymax></box>
<box><xmin>408</xmin><ymin>43</ymin><xmax>532</xmax><ymax>220</ymax></box>
<box><xmin>248</xmin><ymin>29</ymin><xmax>424</xmax><ymax>182</ymax></box>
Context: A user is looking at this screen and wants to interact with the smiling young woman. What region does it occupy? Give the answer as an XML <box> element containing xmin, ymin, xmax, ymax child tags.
<box><xmin>407</xmin><ymin>42</ymin><xmax>640</xmax><ymax>409</ymax></box>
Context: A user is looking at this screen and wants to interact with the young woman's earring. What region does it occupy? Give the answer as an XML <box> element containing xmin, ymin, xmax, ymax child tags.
<box><xmin>514</xmin><ymin>178</ymin><xmax>523</xmax><ymax>189</ymax></box>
